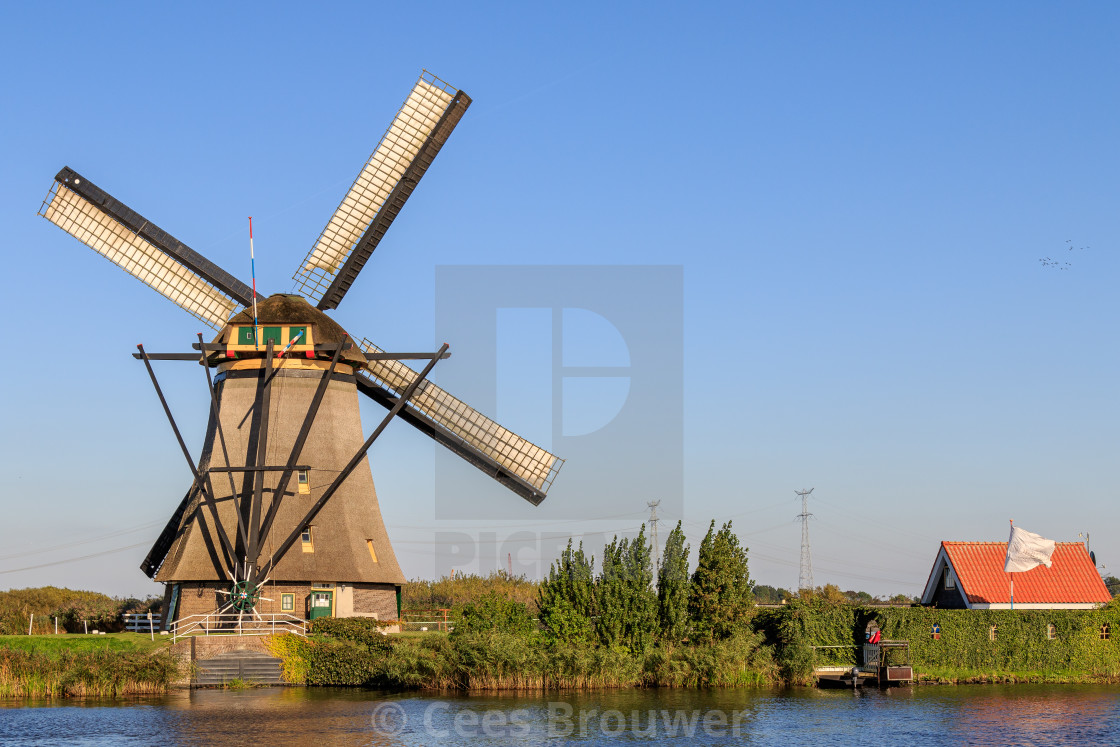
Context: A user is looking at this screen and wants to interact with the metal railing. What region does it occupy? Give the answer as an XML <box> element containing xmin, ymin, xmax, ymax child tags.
<box><xmin>123</xmin><ymin>613</ymin><xmax>162</xmax><ymax>633</ymax></box>
<box><xmin>170</xmin><ymin>612</ymin><xmax>308</xmax><ymax>642</ymax></box>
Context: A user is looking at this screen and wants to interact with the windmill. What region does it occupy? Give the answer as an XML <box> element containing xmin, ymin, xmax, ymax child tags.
<box><xmin>38</xmin><ymin>71</ymin><xmax>563</xmax><ymax>629</ymax></box>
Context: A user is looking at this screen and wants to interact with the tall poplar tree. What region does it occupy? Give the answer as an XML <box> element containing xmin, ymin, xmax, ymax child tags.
<box><xmin>596</xmin><ymin>535</ymin><xmax>627</xmax><ymax>646</ymax></box>
<box><xmin>688</xmin><ymin>520</ymin><xmax>754</xmax><ymax>642</ymax></box>
<box><xmin>623</xmin><ymin>524</ymin><xmax>657</xmax><ymax>651</ymax></box>
<box><xmin>595</xmin><ymin>526</ymin><xmax>657</xmax><ymax>650</ymax></box>
<box><xmin>657</xmin><ymin>521</ymin><xmax>691</xmax><ymax>644</ymax></box>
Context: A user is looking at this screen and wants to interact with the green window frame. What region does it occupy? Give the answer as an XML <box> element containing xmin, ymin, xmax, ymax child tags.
<box><xmin>237</xmin><ymin>326</ymin><xmax>257</xmax><ymax>345</ymax></box>
<box><xmin>261</xmin><ymin>327</ymin><xmax>282</xmax><ymax>345</ymax></box>
<box><xmin>289</xmin><ymin>326</ymin><xmax>308</xmax><ymax>345</ymax></box>
<box><xmin>281</xmin><ymin>593</ymin><xmax>294</xmax><ymax>612</ymax></box>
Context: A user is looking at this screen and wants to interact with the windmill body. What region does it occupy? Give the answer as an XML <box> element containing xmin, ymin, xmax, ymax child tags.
<box><xmin>152</xmin><ymin>296</ymin><xmax>406</xmax><ymax>623</ymax></box>
<box><xmin>38</xmin><ymin>72</ymin><xmax>562</xmax><ymax>630</ymax></box>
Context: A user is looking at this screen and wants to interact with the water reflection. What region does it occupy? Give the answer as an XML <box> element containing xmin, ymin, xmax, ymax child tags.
<box><xmin>1</xmin><ymin>685</ymin><xmax>1118</xmax><ymax>746</ymax></box>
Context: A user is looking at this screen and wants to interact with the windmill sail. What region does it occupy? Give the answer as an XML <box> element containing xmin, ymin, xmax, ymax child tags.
<box><xmin>292</xmin><ymin>71</ymin><xmax>471</xmax><ymax>311</ymax></box>
<box><xmin>356</xmin><ymin>340</ymin><xmax>563</xmax><ymax>505</ymax></box>
<box><xmin>40</xmin><ymin>168</ymin><xmax>254</xmax><ymax>329</ymax></box>
<box><xmin>140</xmin><ymin>483</ymin><xmax>198</xmax><ymax>578</ymax></box>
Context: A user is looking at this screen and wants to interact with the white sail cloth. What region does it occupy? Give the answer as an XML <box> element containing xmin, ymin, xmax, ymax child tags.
<box><xmin>1004</xmin><ymin>525</ymin><xmax>1056</xmax><ymax>573</ymax></box>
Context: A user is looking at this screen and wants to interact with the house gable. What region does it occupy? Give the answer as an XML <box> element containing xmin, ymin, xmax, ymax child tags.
<box><xmin>920</xmin><ymin>545</ymin><xmax>969</xmax><ymax>609</ymax></box>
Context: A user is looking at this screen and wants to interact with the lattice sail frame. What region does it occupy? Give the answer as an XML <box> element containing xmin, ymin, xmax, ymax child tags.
<box><xmin>293</xmin><ymin>71</ymin><xmax>458</xmax><ymax>302</ymax></box>
<box><xmin>39</xmin><ymin>182</ymin><xmax>239</xmax><ymax>329</ymax></box>
<box><xmin>358</xmin><ymin>339</ymin><xmax>564</xmax><ymax>494</ymax></box>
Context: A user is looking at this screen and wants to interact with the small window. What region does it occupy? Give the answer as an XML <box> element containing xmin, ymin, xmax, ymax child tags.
<box><xmin>1101</xmin><ymin>624</ymin><xmax>1111</xmax><ymax>640</ymax></box>
<box><xmin>237</xmin><ymin>326</ymin><xmax>257</xmax><ymax>345</ymax></box>
<box><xmin>1047</xmin><ymin>623</ymin><xmax>1057</xmax><ymax>640</ymax></box>
<box><xmin>989</xmin><ymin>625</ymin><xmax>998</xmax><ymax>641</ymax></box>
<box><xmin>297</xmin><ymin>469</ymin><xmax>310</xmax><ymax>495</ymax></box>
<box><xmin>301</xmin><ymin>527</ymin><xmax>314</xmax><ymax>553</ymax></box>
<box><xmin>366</xmin><ymin>539</ymin><xmax>379</xmax><ymax>563</ymax></box>
<box><xmin>943</xmin><ymin>567</ymin><xmax>956</xmax><ymax>590</ymax></box>
<box><xmin>281</xmin><ymin>593</ymin><xmax>294</xmax><ymax>612</ymax></box>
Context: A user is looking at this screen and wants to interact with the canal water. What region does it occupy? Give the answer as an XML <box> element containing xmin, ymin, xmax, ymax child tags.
<box><xmin>2</xmin><ymin>685</ymin><xmax>1118</xmax><ymax>745</ymax></box>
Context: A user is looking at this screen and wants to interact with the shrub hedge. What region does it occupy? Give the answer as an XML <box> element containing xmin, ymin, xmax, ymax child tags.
<box><xmin>757</xmin><ymin>599</ymin><xmax>1120</xmax><ymax>684</ymax></box>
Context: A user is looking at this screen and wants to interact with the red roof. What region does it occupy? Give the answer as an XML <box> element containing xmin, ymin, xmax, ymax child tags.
<box><xmin>941</xmin><ymin>541</ymin><xmax>1111</xmax><ymax>605</ymax></box>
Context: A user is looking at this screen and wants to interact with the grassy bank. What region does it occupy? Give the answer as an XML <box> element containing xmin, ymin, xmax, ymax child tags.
<box><xmin>0</xmin><ymin>633</ymin><xmax>168</xmax><ymax>655</ymax></box>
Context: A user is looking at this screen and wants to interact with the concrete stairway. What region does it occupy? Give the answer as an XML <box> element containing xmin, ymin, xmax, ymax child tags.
<box><xmin>193</xmin><ymin>650</ymin><xmax>284</xmax><ymax>686</ymax></box>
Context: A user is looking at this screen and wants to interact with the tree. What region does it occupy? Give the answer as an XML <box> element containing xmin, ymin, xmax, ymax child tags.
<box><xmin>595</xmin><ymin>526</ymin><xmax>657</xmax><ymax>650</ymax></box>
<box><xmin>596</xmin><ymin>535</ymin><xmax>627</xmax><ymax>646</ymax></box>
<box><xmin>752</xmin><ymin>584</ymin><xmax>793</xmax><ymax>604</ymax></box>
<box><xmin>688</xmin><ymin>520</ymin><xmax>754</xmax><ymax>642</ymax></box>
<box><xmin>657</xmin><ymin>521</ymin><xmax>690</xmax><ymax>643</ymax></box>
<box><xmin>623</xmin><ymin>524</ymin><xmax>657</xmax><ymax>650</ymax></box>
<box><xmin>537</xmin><ymin>540</ymin><xmax>595</xmax><ymax>643</ymax></box>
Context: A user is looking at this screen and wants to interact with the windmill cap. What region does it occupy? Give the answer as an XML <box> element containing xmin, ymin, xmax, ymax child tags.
<box><xmin>214</xmin><ymin>294</ymin><xmax>367</xmax><ymax>367</ymax></box>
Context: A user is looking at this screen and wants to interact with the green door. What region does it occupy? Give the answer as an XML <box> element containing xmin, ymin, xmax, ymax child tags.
<box><xmin>309</xmin><ymin>590</ymin><xmax>334</xmax><ymax>620</ymax></box>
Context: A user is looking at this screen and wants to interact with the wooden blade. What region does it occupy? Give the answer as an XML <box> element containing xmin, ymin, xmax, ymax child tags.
<box><xmin>292</xmin><ymin>71</ymin><xmax>471</xmax><ymax>310</ymax></box>
<box><xmin>40</xmin><ymin>168</ymin><xmax>254</xmax><ymax>328</ymax></box>
<box><xmin>355</xmin><ymin>339</ymin><xmax>563</xmax><ymax>504</ymax></box>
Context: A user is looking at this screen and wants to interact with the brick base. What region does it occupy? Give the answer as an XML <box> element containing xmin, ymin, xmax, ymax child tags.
<box><xmin>169</xmin><ymin>580</ymin><xmax>399</xmax><ymax>624</ymax></box>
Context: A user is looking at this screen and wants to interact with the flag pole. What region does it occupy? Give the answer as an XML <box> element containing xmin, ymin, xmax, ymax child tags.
<box><xmin>249</xmin><ymin>217</ymin><xmax>259</xmax><ymax>350</ymax></box>
<box><xmin>1009</xmin><ymin>519</ymin><xmax>1014</xmax><ymax>611</ymax></box>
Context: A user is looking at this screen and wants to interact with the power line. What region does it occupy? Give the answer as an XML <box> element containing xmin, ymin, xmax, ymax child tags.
<box><xmin>0</xmin><ymin>542</ymin><xmax>151</xmax><ymax>575</ymax></box>
<box><xmin>0</xmin><ymin>521</ymin><xmax>164</xmax><ymax>561</ymax></box>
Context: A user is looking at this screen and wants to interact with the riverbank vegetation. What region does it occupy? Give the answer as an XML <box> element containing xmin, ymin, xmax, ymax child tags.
<box><xmin>0</xmin><ymin>636</ymin><xmax>177</xmax><ymax>698</ymax></box>
<box><xmin>267</xmin><ymin>520</ymin><xmax>1120</xmax><ymax>691</ymax></box>
<box><xmin>269</xmin><ymin>520</ymin><xmax>777</xmax><ymax>690</ymax></box>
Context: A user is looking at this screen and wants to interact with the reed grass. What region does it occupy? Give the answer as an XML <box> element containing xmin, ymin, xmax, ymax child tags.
<box><xmin>265</xmin><ymin>629</ymin><xmax>778</xmax><ymax>691</ymax></box>
<box><xmin>0</xmin><ymin>647</ymin><xmax>179</xmax><ymax>698</ymax></box>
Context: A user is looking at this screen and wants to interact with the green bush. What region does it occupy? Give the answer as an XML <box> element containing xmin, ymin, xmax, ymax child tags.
<box><xmin>453</xmin><ymin>592</ymin><xmax>535</xmax><ymax>637</ymax></box>
<box><xmin>403</xmin><ymin>572</ymin><xmax>539</xmax><ymax>611</ymax></box>
<box><xmin>310</xmin><ymin>617</ymin><xmax>393</xmax><ymax>652</ymax></box>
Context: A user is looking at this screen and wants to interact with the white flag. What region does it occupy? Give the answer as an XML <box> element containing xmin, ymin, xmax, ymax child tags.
<box><xmin>1004</xmin><ymin>525</ymin><xmax>1056</xmax><ymax>573</ymax></box>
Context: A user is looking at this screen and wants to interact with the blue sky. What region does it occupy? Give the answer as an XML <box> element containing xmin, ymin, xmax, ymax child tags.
<box><xmin>1</xmin><ymin>2</ymin><xmax>1117</xmax><ymax>598</ymax></box>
